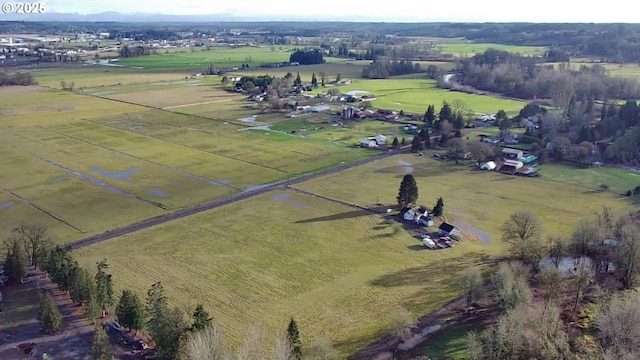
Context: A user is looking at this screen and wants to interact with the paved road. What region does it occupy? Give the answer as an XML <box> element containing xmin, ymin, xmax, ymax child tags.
<box><xmin>67</xmin><ymin>148</ymin><xmax>410</xmax><ymax>251</ymax></box>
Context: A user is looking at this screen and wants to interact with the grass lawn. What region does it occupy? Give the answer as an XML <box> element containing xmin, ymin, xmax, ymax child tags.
<box><xmin>270</xmin><ymin>119</ymin><xmax>408</xmax><ymax>145</ymax></box>
<box><xmin>329</xmin><ymin>79</ymin><xmax>527</xmax><ymax>114</ymax></box>
<box><xmin>434</xmin><ymin>43</ymin><xmax>548</xmax><ymax>57</ymax></box>
<box><xmin>549</xmin><ymin>61</ymin><xmax>640</xmax><ymax>81</ymax></box>
<box><xmin>537</xmin><ymin>163</ymin><xmax>640</xmax><ymax>195</ymax></box>
<box><xmin>75</xmin><ymin>189</ymin><xmax>498</xmax><ymax>357</ymax></box>
<box><xmin>294</xmin><ymin>154</ymin><xmax>632</xmax><ymax>239</ymax></box>
<box><xmin>117</xmin><ymin>46</ymin><xmax>294</xmax><ymax>72</ymax></box>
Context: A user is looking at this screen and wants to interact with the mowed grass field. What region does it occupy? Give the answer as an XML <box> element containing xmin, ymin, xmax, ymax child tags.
<box><xmin>434</xmin><ymin>43</ymin><xmax>548</xmax><ymax>57</ymax></box>
<box><xmin>332</xmin><ymin>79</ymin><xmax>527</xmax><ymax>114</ymax></box>
<box><xmin>538</xmin><ymin>163</ymin><xmax>640</xmax><ymax>196</ymax></box>
<box><xmin>236</xmin><ymin>62</ymin><xmax>366</xmax><ymax>81</ymax></box>
<box><xmin>74</xmin><ymin>189</ymin><xmax>499</xmax><ymax>357</ymax></box>
<box><xmin>294</xmin><ymin>154</ymin><xmax>631</xmax><ymax>239</ymax></box>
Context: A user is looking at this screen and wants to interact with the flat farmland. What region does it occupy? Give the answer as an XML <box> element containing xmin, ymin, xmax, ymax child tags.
<box><xmin>332</xmin><ymin>79</ymin><xmax>527</xmax><ymax>114</ymax></box>
<box><xmin>117</xmin><ymin>46</ymin><xmax>294</xmax><ymax>71</ymax></box>
<box><xmin>294</xmin><ymin>154</ymin><xmax>631</xmax><ymax>239</ymax></box>
<box><xmin>1</xmin><ymin>125</ymin><xmax>236</xmax><ymax>210</ymax></box>
<box><xmin>0</xmin><ymin>87</ymin><xmax>145</xmax><ymax>127</ymax></box>
<box><xmin>434</xmin><ymin>42</ymin><xmax>548</xmax><ymax>57</ymax></box>
<box><xmin>0</xmin><ymin>143</ymin><xmax>163</xmax><ymax>241</ymax></box>
<box><xmin>96</xmin><ymin>84</ymin><xmax>245</xmax><ymax>109</ymax></box>
<box><xmin>89</xmin><ymin>110</ymin><xmax>372</xmax><ymax>176</ymax></box>
<box><xmin>33</xmin><ymin>65</ymin><xmax>189</xmax><ymax>88</ymax></box>
<box><xmin>271</xmin><ymin>118</ymin><xmax>407</xmax><ymax>145</ymax></box>
<box><xmin>75</xmin><ymin>189</ymin><xmax>497</xmax><ymax>356</ymax></box>
<box><xmin>235</xmin><ymin>62</ymin><xmax>366</xmax><ymax>81</ymax></box>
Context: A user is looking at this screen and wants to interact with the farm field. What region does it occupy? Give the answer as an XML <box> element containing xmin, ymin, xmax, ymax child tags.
<box><xmin>116</xmin><ymin>46</ymin><xmax>295</xmax><ymax>71</ymax></box>
<box><xmin>294</xmin><ymin>154</ymin><xmax>631</xmax><ymax>239</ymax></box>
<box><xmin>235</xmin><ymin>62</ymin><xmax>366</xmax><ymax>81</ymax></box>
<box><xmin>74</xmin><ymin>188</ymin><xmax>499</xmax><ymax>357</ymax></box>
<box><xmin>331</xmin><ymin>79</ymin><xmax>527</xmax><ymax>114</ymax></box>
<box><xmin>95</xmin><ymin>83</ymin><xmax>244</xmax><ymax>108</ymax></box>
<box><xmin>537</xmin><ymin>163</ymin><xmax>640</xmax><ymax>196</ymax></box>
<box><xmin>0</xmin><ymin>86</ymin><xmax>145</xmax><ymax>127</ymax></box>
<box><xmin>434</xmin><ymin>42</ymin><xmax>548</xmax><ymax>57</ymax></box>
<box><xmin>0</xmin><ymin>143</ymin><xmax>163</xmax><ymax>242</ymax></box>
<box><xmin>32</xmin><ymin>65</ymin><xmax>190</xmax><ymax>88</ymax></box>
<box><xmin>270</xmin><ymin>118</ymin><xmax>409</xmax><ymax>145</ymax></box>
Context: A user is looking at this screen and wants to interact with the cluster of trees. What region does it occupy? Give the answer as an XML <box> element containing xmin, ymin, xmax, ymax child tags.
<box><xmin>289</xmin><ymin>49</ymin><xmax>324</xmax><ymax>65</ymax></box>
<box><xmin>119</xmin><ymin>44</ymin><xmax>156</xmax><ymax>58</ymax></box>
<box><xmin>361</xmin><ymin>59</ymin><xmax>421</xmax><ymax>79</ymax></box>
<box><xmin>448</xmin><ymin>49</ymin><xmax>639</xmax><ymax>102</ymax></box>
<box><xmin>459</xmin><ymin>208</ymin><xmax>640</xmax><ymax>359</ymax></box>
<box><xmin>0</xmin><ymin>71</ymin><xmax>36</xmax><ymax>86</ymax></box>
<box><xmin>235</xmin><ymin>74</ymin><xmax>274</xmax><ymax>93</ymax></box>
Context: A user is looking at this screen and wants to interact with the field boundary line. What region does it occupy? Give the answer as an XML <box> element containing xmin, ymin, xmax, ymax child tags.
<box><xmin>38</xmin><ymin>125</ymin><xmax>242</xmax><ymax>192</ymax></box>
<box><xmin>285</xmin><ymin>187</ymin><xmax>380</xmax><ymax>213</ymax></box>
<box><xmin>66</xmin><ymin>149</ymin><xmax>407</xmax><ymax>250</ymax></box>
<box><xmin>162</xmin><ymin>98</ymin><xmax>235</xmax><ymax>110</ymax></box>
<box><xmin>0</xmin><ymin>188</ymin><xmax>84</xmax><ymax>233</ymax></box>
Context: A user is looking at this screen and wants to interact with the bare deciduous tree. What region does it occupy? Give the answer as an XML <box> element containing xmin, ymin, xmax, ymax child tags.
<box><xmin>491</xmin><ymin>262</ymin><xmax>532</xmax><ymax>312</ymax></box>
<box><xmin>548</xmin><ymin>234</ymin><xmax>570</xmax><ymax>267</ymax></box>
<box><xmin>596</xmin><ymin>292</ymin><xmax>640</xmax><ymax>359</ymax></box>
<box><xmin>236</xmin><ymin>325</ymin><xmax>266</xmax><ymax>360</ymax></box>
<box><xmin>185</xmin><ymin>324</ymin><xmax>229</xmax><ymax>360</ymax></box>
<box><xmin>616</xmin><ymin>220</ymin><xmax>640</xmax><ymax>289</ymax></box>
<box><xmin>9</xmin><ymin>223</ymin><xmax>53</xmax><ymax>270</ymax></box>
<box><xmin>571</xmin><ymin>260</ymin><xmax>594</xmax><ymax>319</ymax></box>
<box><xmin>390</xmin><ymin>308</ymin><xmax>414</xmax><ymax>357</ymax></box>
<box><xmin>501</xmin><ymin>212</ymin><xmax>545</xmax><ymax>266</ymax></box>
<box><xmin>535</xmin><ymin>266</ymin><xmax>564</xmax><ymax>305</ymax></box>
<box><xmin>460</xmin><ymin>267</ymin><xmax>483</xmax><ymax>310</ymax></box>
<box><xmin>468</xmin><ymin>142</ymin><xmax>495</xmax><ymax>163</ymax></box>
<box><xmin>571</xmin><ymin>219</ymin><xmax>602</xmax><ymax>255</ymax></box>
<box><xmin>272</xmin><ymin>331</ymin><xmax>296</xmax><ymax>360</ymax></box>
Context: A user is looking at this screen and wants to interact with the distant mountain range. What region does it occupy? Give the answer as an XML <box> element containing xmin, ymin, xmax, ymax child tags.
<box><xmin>0</xmin><ymin>11</ymin><xmax>436</xmax><ymax>23</ymax></box>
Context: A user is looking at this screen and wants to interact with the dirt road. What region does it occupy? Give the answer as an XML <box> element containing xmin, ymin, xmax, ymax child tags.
<box><xmin>67</xmin><ymin>149</ymin><xmax>408</xmax><ymax>250</ymax></box>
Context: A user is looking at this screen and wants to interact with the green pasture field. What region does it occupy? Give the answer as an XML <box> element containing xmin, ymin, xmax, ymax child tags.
<box><xmin>294</xmin><ymin>154</ymin><xmax>631</xmax><ymax>239</ymax></box>
<box><xmin>434</xmin><ymin>43</ymin><xmax>548</xmax><ymax>57</ymax></box>
<box><xmin>537</xmin><ymin>163</ymin><xmax>640</xmax><ymax>196</ymax></box>
<box><xmin>1</xmin><ymin>125</ymin><xmax>236</xmax><ymax>210</ymax></box>
<box><xmin>88</xmin><ymin>110</ymin><xmax>373</xmax><ymax>176</ymax></box>
<box><xmin>548</xmin><ymin>61</ymin><xmax>640</xmax><ymax>81</ymax></box>
<box><xmin>0</xmin><ymin>87</ymin><xmax>145</xmax><ymax>127</ymax></box>
<box><xmin>331</xmin><ymin>79</ymin><xmax>527</xmax><ymax>114</ymax></box>
<box><xmin>32</xmin><ymin>65</ymin><xmax>190</xmax><ymax>88</ymax></box>
<box><xmin>234</xmin><ymin>62</ymin><xmax>365</xmax><ymax>81</ymax></box>
<box><xmin>117</xmin><ymin>46</ymin><xmax>294</xmax><ymax>72</ymax></box>
<box><xmin>75</xmin><ymin>189</ymin><xmax>498</xmax><ymax>357</ymax></box>
<box><xmin>0</xmin><ymin>143</ymin><xmax>163</xmax><ymax>241</ymax></box>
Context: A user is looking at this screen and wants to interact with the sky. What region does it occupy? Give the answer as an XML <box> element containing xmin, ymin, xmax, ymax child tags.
<box><xmin>36</xmin><ymin>0</ymin><xmax>640</xmax><ymax>22</ymax></box>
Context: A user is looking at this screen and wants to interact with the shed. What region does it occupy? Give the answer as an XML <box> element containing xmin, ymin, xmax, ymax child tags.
<box><xmin>437</xmin><ymin>222</ymin><xmax>459</xmax><ymax>237</ymax></box>
<box><xmin>502</xmin><ymin>148</ymin><xmax>524</xmax><ymax>160</ymax></box>
<box><xmin>503</xmin><ymin>159</ymin><xmax>524</xmax><ymax>169</ymax></box>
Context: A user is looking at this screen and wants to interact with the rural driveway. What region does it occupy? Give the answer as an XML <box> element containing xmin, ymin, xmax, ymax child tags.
<box><xmin>67</xmin><ymin>148</ymin><xmax>410</xmax><ymax>250</ymax></box>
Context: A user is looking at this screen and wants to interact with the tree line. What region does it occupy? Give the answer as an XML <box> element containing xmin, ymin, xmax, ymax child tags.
<box><xmin>289</xmin><ymin>49</ymin><xmax>324</xmax><ymax>65</ymax></box>
<box><xmin>0</xmin><ymin>71</ymin><xmax>36</xmax><ymax>86</ymax></box>
<box><xmin>450</xmin><ymin>207</ymin><xmax>640</xmax><ymax>359</ymax></box>
<box><xmin>361</xmin><ymin>58</ymin><xmax>422</xmax><ymax>79</ymax></box>
<box><xmin>446</xmin><ymin>49</ymin><xmax>639</xmax><ymax>103</ymax></box>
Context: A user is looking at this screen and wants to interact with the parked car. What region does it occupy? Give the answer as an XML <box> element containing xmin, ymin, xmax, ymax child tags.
<box><xmin>422</xmin><ymin>236</ymin><xmax>437</xmax><ymax>249</ymax></box>
<box><xmin>437</xmin><ymin>237</ymin><xmax>454</xmax><ymax>248</ymax></box>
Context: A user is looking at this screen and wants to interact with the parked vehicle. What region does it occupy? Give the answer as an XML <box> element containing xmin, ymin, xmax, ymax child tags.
<box><xmin>437</xmin><ymin>237</ymin><xmax>454</xmax><ymax>248</ymax></box>
<box><xmin>422</xmin><ymin>236</ymin><xmax>437</xmax><ymax>249</ymax></box>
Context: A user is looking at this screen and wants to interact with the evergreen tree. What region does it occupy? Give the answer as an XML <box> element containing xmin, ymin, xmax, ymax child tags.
<box><xmin>38</xmin><ymin>292</ymin><xmax>63</xmax><ymax>333</ymax></box>
<box><xmin>95</xmin><ymin>260</ymin><xmax>114</xmax><ymax>318</ymax></box>
<box><xmin>311</xmin><ymin>73</ymin><xmax>318</xmax><ymax>88</ymax></box>
<box><xmin>419</xmin><ymin>128</ymin><xmax>431</xmax><ymax>149</ymax></box>
<box><xmin>4</xmin><ymin>238</ymin><xmax>26</xmax><ymax>282</ymax></box>
<box><xmin>397</xmin><ymin>174</ymin><xmax>419</xmax><ymax>206</ymax></box>
<box><xmin>147</xmin><ymin>282</ymin><xmax>187</xmax><ymax>360</ymax></box>
<box><xmin>90</xmin><ymin>324</ymin><xmax>115</xmax><ymax>360</ymax></box>
<box><xmin>439</xmin><ymin>132</ymin><xmax>449</xmax><ymax>147</ymax></box>
<box><xmin>116</xmin><ymin>289</ymin><xmax>145</xmax><ymax>333</ymax></box>
<box><xmin>439</xmin><ymin>102</ymin><xmax>453</xmax><ymax>122</ymax></box>
<box><xmin>294</xmin><ymin>72</ymin><xmax>302</xmax><ymax>87</ymax></box>
<box><xmin>69</xmin><ymin>265</ymin><xmax>94</xmax><ymax>306</ymax></box>
<box><xmin>425</xmin><ymin>105</ymin><xmax>436</xmax><ymax>126</ymax></box>
<box><xmin>191</xmin><ymin>304</ymin><xmax>212</xmax><ymax>331</ymax></box>
<box><xmin>400</xmin><ymin>137</ymin><xmax>407</xmax><ymax>145</ymax></box>
<box><xmin>392</xmin><ymin>137</ymin><xmax>400</xmax><ymax>149</ymax></box>
<box><xmin>287</xmin><ymin>317</ymin><xmax>302</xmax><ymax>360</ymax></box>
<box><xmin>600</xmin><ymin>102</ymin><xmax>608</xmax><ymax>121</ymax></box>
<box><xmin>411</xmin><ymin>135</ymin><xmax>424</xmax><ymax>152</ymax></box>
<box><xmin>433</xmin><ymin>197</ymin><xmax>444</xmax><ymax>217</ymax></box>
<box><xmin>336</xmin><ymin>73</ymin><xmax>342</xmax><ymax>82</ymax></box>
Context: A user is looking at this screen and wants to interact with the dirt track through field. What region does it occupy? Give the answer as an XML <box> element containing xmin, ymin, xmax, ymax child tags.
<box><xmin>66</xmin><ymin>148</ymin><xmax>408</xmax><ymax>250</ymax></box>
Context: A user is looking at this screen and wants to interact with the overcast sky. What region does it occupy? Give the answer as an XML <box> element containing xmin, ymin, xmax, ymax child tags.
<box><xmin>41</xmin><ymin>0</ymin><xmax>639</xmax><ymax>22</ymax></box>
